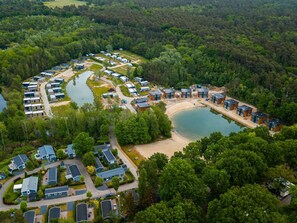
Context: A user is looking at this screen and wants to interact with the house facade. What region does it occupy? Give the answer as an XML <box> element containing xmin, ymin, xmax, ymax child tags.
<box><xmin>252</xmin><ymin>112</ymin><xmax>268</xmax><ymax>124</ymax></box>
<box><xmin>162</xmin><ymin>89</ymin><xmax>175</xmax><ymax>99</ymax></box>
<box><xmin>211</xmin><ymin>93</ymin><xmax>225</xmax><ymax>104</ymax></box>
<box><xmin>237</xmin><ymin>105</ymin><xmax>253</xmax><ymax>117</ymax></box>
<box><xmin>45</xmin><ymin>186</ymin><xmax>69</xmax><ymax>199</ymax></box>
<box><xmin>224</xmin><ymin>99</ymin><xmax>239</xmax><ymax>110</ymax></box>
<box><xmin>9</xmin><ymin>154</ymin><xmax>29</xmax><ymax>172</ymax></box>
<box><xmin>21</xmin><ymin>176</ymin><xmax>38</xmax><ymax>196</ymax></box>
<box><xmin>97</xmin><ymin>167</ymin><xmax>126</xmax><ymax>181</ymax></box>
<box><xmin>197</xmin><ymin>87</ymin><xmax>209</xmax><ymax>98</ymax></box>
<box><xmin>37</xmin><ymin>145</ymin><xmax>56</xmax><ymax>162</ymax></box>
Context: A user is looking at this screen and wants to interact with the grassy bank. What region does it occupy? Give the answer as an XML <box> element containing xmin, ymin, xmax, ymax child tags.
<box><xmin>86</xmin><ymin>78</ymin><xmax>109</xmax><ymax>106</ymax></box>
<box><xmin>122</xmin><ymin>145</ymin><xmax>145</xmax><ymax>167</ymax></box>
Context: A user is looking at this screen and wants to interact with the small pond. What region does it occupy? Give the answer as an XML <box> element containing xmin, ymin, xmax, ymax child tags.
<box><xmin>172</xmin><ymin>107</ymin><xmax>244</xmax><ymax>141</ymax></box>
<box><xmin>66</xmin><ymin>71</ymin><xmax>94</xmax><ymax>107</ymax></box>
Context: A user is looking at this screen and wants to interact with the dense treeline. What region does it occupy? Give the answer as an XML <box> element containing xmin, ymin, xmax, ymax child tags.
<box><xmin>115</xmin><ymin>104</ymin><xmax>172</xmax><ymax>145</ymax></box>
<box><xmin>130</xmin><ymin>125</ymin><xmax>297</xmax><ymax>222</ymax></box>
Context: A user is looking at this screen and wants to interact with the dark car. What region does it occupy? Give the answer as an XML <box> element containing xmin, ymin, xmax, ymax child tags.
<box><xmin>105</xmin><ymin>193</ymin><xmax>115</xmax><ymax>199</ymax></box>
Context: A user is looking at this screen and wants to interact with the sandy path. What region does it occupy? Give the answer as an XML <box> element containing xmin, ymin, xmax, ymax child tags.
<box><xmin>50</xmin><ymin>101</ymin><xmax>71</xmax><ymax>107</ymax></box>
<box><xmin>135</xmin><ymin>131</ymin><xmax>191</xmax><ymax>158</ymax></box>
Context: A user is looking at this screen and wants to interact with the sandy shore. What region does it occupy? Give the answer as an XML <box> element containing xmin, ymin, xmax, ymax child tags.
<box><xmin>50</xmin><ymin>101</ymin><xmax>71</xmax><ymax>107</ymax></box>
<box><xmin>165</xmin><ymin>100</ymin><xmax>205</xmax><ymax>118</ymax></box>
<box><xmin>135</xmin><ymin>131</ymin><xmax>192</xmax><ymax>158</ymax></box>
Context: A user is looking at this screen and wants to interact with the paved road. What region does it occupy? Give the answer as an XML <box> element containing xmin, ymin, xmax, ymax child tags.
<box><xmin>0</xmin><ymin>159</ymin><xmax>137</xmax><ymax>211</ymax></box>
<box><xmin>40</xmin><ymin>81</ymin><xmax>53</xmax><ymax>118</ymax></box>
<box><xmin>101</xmin><ymin>77</ymin><xmax>136</xmax><ymax>113</ymax></box>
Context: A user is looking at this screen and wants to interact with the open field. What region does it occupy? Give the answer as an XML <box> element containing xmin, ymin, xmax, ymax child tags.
<box><xmin>122</xmin><ymin>145</ymin><xmax>145</xmax><ymax>167</ymax></box>
<box><xmin>87</xmin><ymin>78</ymin><xmax>110</xmax><ymax>106</ymax></box>
<box><xmin>89</xmin><ymin>64</ymin><xmax>103</xmax><ymax>72</ymax></box>
<box><xmin>114</xmin><ymin>50</ymin><xmax>148</xmax><ymax>63</ymax></box>
<box><xmin>51</xmin><ymin>104</ymin><xmax>76</xmax><ymax>116</ymax></box>
<box><xmin>44</xmin><ymin>0</ymin><xmax>87</xmax><ymax>8</ymax></box>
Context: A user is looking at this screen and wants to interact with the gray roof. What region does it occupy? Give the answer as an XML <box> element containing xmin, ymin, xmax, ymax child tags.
<box><xmin>21</xmin><ymin>176</ymin><xmax>38</xmax><ymax>194</ymax></box>
<box><xmin>134</xmin><ymin>97</ymin><xmax>148</xmax><ymax>104</ymax></box>
<box><xmin>95</xmin><ymin>157</ymin><xmax>104</xmax><ymax>170</ymax></box>
<box><xmin>149</xmin><ymin>89</ymin><xmax>162</xmax><ymax>96</ymax></box>
<box><xmin>101</xmin><ymin>200</ymin><xmax>112</xmax><ymax>219</ymax></box>
<box><xmin>197</xmin><ymin>87</ymin><xmax>208</xmax><ymax>93</ymax></box>
<box><xmin>103</xmin><ymin>150</ymin><xmax>116</xmax><ymax>163</ymax></box>
<box><xmin>97</xmin><ymin>167</ymin><xmax>125</xmax><ymax>179</ymax></box>
<box><xmin>252</xmin><ymin>111</ymin><xmax>268</xmax><ymax>118</ymax></box>
<box><xmin>48</xmin><ymin>207</ymin><xmax>61</xmax><ymax>223</ymax></box>
<box><xmin>76</xmin><ymin>203</ymin><xmax>88</xmax><ymax>223</ymax></box>
<box><xmin>181</xmin><ymin>88</ymin><xmax>191</xmax><ymax>93</ymax></box>
<box><xmin>48</xmin><ymin>167</ymin><xmax>57</xmax><ymax>183</ymax></box>
<box><xmin>137</xmin><ymin>103</ymin><xmax>150</xmax><ymax>108</ymax></box>
<box><xmin>212</xmin><ymin>93</ymin><xmax>225</xmax><ymax>99</ymax></box>
<box><xmin>13</xmin><ymin>154</ymin><xmax>29</xmax><ymax>167</ymax></box>
<box><xmin>163</xmin><ymin>88</ymin><xmax>174</xmax><ymax>94</ymax></box>
<box><xmin>45</xmin><ymin>185</ymin><xmax>69</xmax><ymax>195</ymax></box>
<box><xmin>38</xmin><ymin>145</ymin><xmax>55</xmax><ymax>157</ymax></box>
<box><xmin>24</xmin><ymin>210</ymin><xmax>36</xmax><ymax>223</ymax></box>
<box><xmin>238</xmin><ymin>105</ymin><xmax>253</xmax><ymax>111</ymax></box>
<box><xmin>224</xmin><ymin>99</ymin><xmax>238</xmax><ymax>105</ymax></box>
<box><xmin>66</xmin><ymin>144</ymin><xmax>76</xmax><ymax>156</ymax></box>
<box><xmin>69</xmin><ymin>165</ymin><xmax>81</xmax><ymax>178</ymax></box>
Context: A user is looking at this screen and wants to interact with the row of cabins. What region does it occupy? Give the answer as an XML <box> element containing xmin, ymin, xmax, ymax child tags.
<box><xmin>24</xmin><ymin>202</ymin><xmax>91</xmax><ymax>223</ymax></box>
<box><xmin>46</xmin><ymin>80</ymin><xmax>65</xmax><ymax>102</ymax></box>
<box><xmin>209</xmin><ymin>93</ymin><xmax>282</xmax><ymax>131</ymax></box>
<box><xmin>104</xmin><ymin>52</ymin><xmax>133</xmax><ymax>66</ymax></box>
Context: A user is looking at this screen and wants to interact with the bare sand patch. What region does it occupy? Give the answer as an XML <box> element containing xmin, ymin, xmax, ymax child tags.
<box><xmin>50</xmin><ymin>101</ymin><xmax>71</xmax><ymax>107</ymax></box>
<box><xmin>165</xmin><ymin>100</ymin><xmax>205</xmax><ymax>119</ymax></box>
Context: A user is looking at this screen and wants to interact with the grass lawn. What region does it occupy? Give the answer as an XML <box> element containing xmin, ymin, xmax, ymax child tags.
<box><xmin>60</xmin><ymin>203</ymin><xmax>68</xmax><ymax>211</ymax></box>
<box><xmin>4</xmin><ymin>182</ymin><xmax>20</xmax><ymax>204</ymax></box>
<box><xmin>87</xmin><ymin>79</ymin><xmax>110</xmax><ymax>106</ymax></box>
<box><xmin>44</xmin><ymin>0</ymin><xmax>87</xmax><ymax>8</ymax></box>
<box><xmin>69</xmin><ymin>184</ymin><xmax>86</xmax><ymax>190</ymax></box>
<box><xmin>119</xmin><ymin>85</ymin><xmax>132</xmax><ymax>97</ymax></box>
<box><xmin>51</xmin><ymin>104</ymin><xmax>76</xmax><ymax>116</ymax></box>
<box><xmin>122</xmin><ymin>145</ymin><xmax>145</xmax><ymax>167</ymax></box>
<box><xmin>89</xmin><ymin>64</ymin><xmax>103</xmax><ymax>72</ymax></box>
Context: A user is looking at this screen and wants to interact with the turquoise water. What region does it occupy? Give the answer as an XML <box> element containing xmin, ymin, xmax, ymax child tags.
<box><xmin>66</xmin><ymin>71</ymin><xmax>94</xmax><ymax>107</ymax></box>
<box><xmin>0</xmin><ymin>94</ymin><xmax>7</xmax><ymax>112</ymax></box>
<box><xmin>172</xmin><ymin>107</ymin><xmax>244</xmax><ymax>141</ymax></box>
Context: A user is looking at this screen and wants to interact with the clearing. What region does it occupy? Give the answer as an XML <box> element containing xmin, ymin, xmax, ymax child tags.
<box><xmin>44</xmin><ymin>0</ymin><xmax>87</xmax><ymax>8</ymax></box>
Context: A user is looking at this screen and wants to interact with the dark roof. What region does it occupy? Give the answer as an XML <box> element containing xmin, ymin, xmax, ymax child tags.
<box><xmin>13</xmin><ymin>154</ymin><xmax>29</xmax><ymax>167</ymax></box>
<box><xmin>69</xmin><ymin>165</ymin><xmax>81</xmax><ymax>178</ymax></box>
<box><xmin>101</xmin><ymin>200</ymin><xmax>112</xmax><ymax>219</ymax></box>
<box><xmin>134</xmin><ymin>97</ymin><xmax>148</xmax><ymax>104</ymax></box>
<box><xmin>149</xmin><ymin>89</ymin><xmax>162</xmax><ymax>96</ymax></box>
<box><xmin>197</xmin><ymin>87</ymin><xmax>209</xmax><ymax>93</ymax></box>
<box><xmin>252</xmin><ymin>111</ymin><xmax>268</xmax><ymax>118</ymax></box>
<box><xmin>103</xmin><ymin>150</ymin><xmax>116</xmax><ymax>163</ymax></box>
<box><xmin>24</xmin><ymin>210</ymin><xmax>35</xmax><ymax>223</ymax></box>
<box><xmin>212</xmin><ymin>93</ymin><xmax>225</xmax><ymax>99</ymax></box>
<box><xmin>237</xmin><ymin>105</ymin><xmax>253</xmax><ymax>111</ymax></box>
<box><xmin>48</xmin><ymin>207</ymin><xmax>61</xmax><ymax>223</ymax></box>
<box><xmin>137</xmin><ymin>103</ymin><xmax>150</xmax><ymax>108</ymax></box>
<box><xmin>269</xmin><ymin>118</ymin><xmax>281</xmax><ymax>126</ymax></box>
<box><xmin>76</xmin><ymin>203</ymin><xmax>88</xmax><ymax>222</ymax></box>
<box><xmin>163</xmin><ymin>88</ymin><xmax>174</xmax><ymax>94</ymax></box>
<box><xmin>224</xmin><ymin>99</ymin><xmax>239</xmax><ymax>105</ymax></box>
<box><xmin>97</xmin><ymin>167</ymin><xmax>126</xmax><ymax>179</ymax></box>
<box><xmin>45</xmin><ymin>185</ymin><xmax>69</xmax><ymax>195</ymax></box>
<box><xmin>94</xmin><ymin>143</ymin><xmax>111</xmax><ymax>154</ymax></box>
<box><xmin>95</xmin><ymin>157</ymin><xmax>104</xmax><ymax>169</ymax></box>
<box><xmin>48</xmin><ymin>167</ymin><xmax>57</xmax><ymax>183</ymax></box>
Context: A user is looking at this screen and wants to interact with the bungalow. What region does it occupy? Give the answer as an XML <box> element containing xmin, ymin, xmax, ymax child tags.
<box><xmin>149</xmin><ymin>89</ymin><xmax>162</xmax><ymax>101</ymax></box>
<box><xmin>181</xmin><ymin>89</ymin><xmax>191</xmax><ymax>98</ymax></box>
<box><xmin>252</xmin><ymin>112</ymin><xmax>268</xmax><ymax>124</ymax></box>
<box><xmin>27</xmin><ymin>85</ymin><xmax>38</xmax><ymax>92</ymax></box>
<box><xmin>54</xmin><ymin>78</ymin><xmax>64</xmax><ymax>83</ymax></box>
<box><xmin>21</xmin><ymin>176</ymin><xmax>38</xmax><ymax>196</ymax></box>
<box><xmin>136</xmin><ymin>102</ymin><xmax>151</xmax><ymax>112</ymax></box>
<box><xmin>49</xmin><ymin>95</ymin><xmax>56</xmax><ymax>102</ymax></box>
<box><xmin>45</xmin><ymin>186</ymin><xmax>69</xmax><ymax>199</ymax></box>
<box><xmin>94</xmin><ymin>143</ymin><xmax>111</xmax><ymax>156</ymax></box>
<box><xmin>94</xmin><ymin>157</ymin><xmax>104</xmax><ymax>173</ymax></box>
<box><xmin>134</xmin><ymin>77</ymin><xmax>143</xmax><ymax>83</ymax></box>
<box><xmin>24</xmin><ymin>104</ymin><xmax>43</xmax><ymax>112</ymax></box>
<box><xmin>103</xmin><ymin>150</ymin><xmax>116</xmax><ymax>165</ymax></box>
<box><xmin>9</xmin><ymin>154</ymin><xmax>29</xmax><ymax>171</ymax></box>
<box><xmin>22</xmin><ymin>82</ymin><xmax>30</xmax><ymax>88</ymax></box>
<box><xmin>25</xmin><ymin>110</ymin><xmax>44</xmax><ymax>118</ymax></box>
<box><xmin>197</xmin><ymin>87</ymin><xmax>209</xmax><ymax>98</ymax></box>
<box><xmin>23</xmin><ymin>97</ymin><xmax>41</xmax><ymax>104</ymax></box>
<box><xmin>33</xmin><ymin>75</ymin><xmax>42</xmax><ymax>81</ymax></box>
<box><xmin>97</xmin><ymin>167</ymin><xmax>126</xmax><ymax>181</ymax></box>
<box><xmin>24</xmin><ymin>210</ymin><xmax>36</xmax><ymax>223</ymax></box>
<box><xmin>104</xmin><ymin>70</ymin><xmax>113</xmax><ymax>75</ymax></box>
<box><xmin>47</xmin><ymin>89</ymin><xmax>54</xmax><ymax>95</ymax></box>
<box><xmin>102</xmin><ymin>93</ymin><xmax>117</xmax><ymax>99</ymax></box>
<box><xmin>140</xmin><ymin>81</ymin><xmax>150</xmax><ymax>86</ymax></box>
<box><xmin>52</xmin><ymin>87</ymin><xmax>62</xmax><ymax>93</ymax></box>
<box><xmin>111</xmin><ymin>73</ymin><xmax>121</xmax><ymax>78</ymax></box>
<box><xmin>50</xmin><ymin>82</ymin><xmax>60</xmax><ymax>88</ymax></box>
<box><xmin>268</xmin><ymin>119</ymin><xmax>283</xmax><ymax>132</ymax></box>
<box><xmin>211</xmin><ymin>93</ymin><xmax>225</xmax><ymax>104</ymax></box>
<box><xmin>48</xmin><ymin>207</ymin><xmax>61</xmax><ymax>223</ymax></box>
<box><xmin>126</xmin><ymin>83</ymin><xmax>135</xmax><ymax>89</ymax></box>
<box><xmin>134</xmin><ymin>97</ymin><xmax>148</xmax><ymax>104</ymax></box>
<box><xmin>163</xmin><ymin>88</ymin><xmax>175</xmax><ymax>99</ymax></box>
<box><xmin>13</xmin><ymin>184</ymin><xmax>22</xmax><ymax>192</ymax></box>
<box><xmin>128</xmin><ymin>88</ymin><xmax>137</xmax><ymax>95</ymax></box>
<box><xmin>76</xmin><ymin>203</ymin><xmax>88</xmax><ymax>223</ymax></box>
<box><xmin>55</xmin><ymin>93</ymin><xmax>65</xmax><ymax>99</ymax></box>
<box><xmin>24</xmin><ymin>91</ymin><xmax>38</xmax><ymax>98</ymax></box>
<box><xmin>237</xmin><ymin>105</ymin><xmax>253</xmax><ymax>117</ymax></box>
<box><xmin>47</xmin><ymin>167</ymin><xmax>58</xmax><ymax>185</ymax></box>
<box><xmin>66</xmin><ymin>164</ymin><xmax>81</xmax><ymax>182</ymax></box>
<box><xmin>224</xmin><ymin>99</ymin><xmax>239</xmax><ymax>110</ymax></box>
<box><xmin>140</xmin><ymin>86</ymin><xmax>150</xmax><ymax>92</ymax></box>
<box><xmin>37</xmin><ymin>145</ymin><xmax>56</xmax><ymax>162</ymax></box>
<box><xmin>75</xmin><ymin>64</ymin><xmax>85</xmax><ymax>70</ymax></box>
<box><xmin>65</xmin><ymin>144</ymin><xmax>76</xmax><ymax>158</ymax></box>
<box><xmin>0</xmin><ymin>172</ymin><xmax>6</xmax><ymax>180</ymax></box>
<box><xmin>101</xmin><ymin>200</ymin><xmax>112</xmax><ymax>219</ymax></box>
<box><xmin>120</xmin><ymin>76</ymin><xmax>129</xmax><ymax>82</ymax></box>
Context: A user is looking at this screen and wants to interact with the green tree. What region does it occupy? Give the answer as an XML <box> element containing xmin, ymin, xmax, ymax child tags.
<box><xmin>26</xmin><ymin>160</ymin><xmax>34</xmax><ymax>171</ymax></box>
<box><xmin>159</xmin><ymin>158</ymin><xmax>207</xmax><ymax>204</ymax></box>
<box><xmin>94</xmin><ymin>176</ymin><xmax>104</xmax><ymax>187</ymax></box>
<box><xmin>56</xmin><ymin>149</ymin><xmax>67</xmax><ymax>159</ymax></box>
<box><xmin>20</xmin><ymin>201</ymin><xmax>27</xmax><ymax>212</ymax></box>
<box><xmin>82</xmin><ymin>152</ymin><xmax>96</xmax><ymax>166</ymax></box>
<box><xmin>73</xmin><ymin>132</ymin><xmax>95</xmax><ymax>157</ymax></box>
<box><xmin>37</xmin><ymin>189</ymin><xmax>44</xmax><ymax>199</ymax></box>
<box><xmin>120</xmin><ymin>191</ymin><xmax>136</xmax><ymax>219</ymax></box>
<box><xmin>86</xmin><ymin>191</ymin><xmax>92</xmax><ymax>199</ymax></box>
<box><xmin>206</xmin><ymin>184</ymin><xmax>286</xmax><ymax>223</ymax></box>
<box><xmin>80</xmin><ymin>175</ymin><xmax>85</xmax><ymax>182</ymax></box>
<box><xmin>112</xmin><ymin>176</ymin><xmax>120</xmax><ymax>192</ymax></box>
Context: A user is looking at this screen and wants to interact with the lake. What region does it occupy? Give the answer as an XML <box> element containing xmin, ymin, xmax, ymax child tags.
<box><xmin>172</xmin><ymin>107</ymin><xmax>244</xmax><ymax>141</ymax></box>
<box><xmin>0</xmin><ymin>94</ymin><xmax>7</xmax><ymax>112</ymax></box>
<box><xmin>66</xmin><ymin>71</ymin><xmax>94</xmax><ymax>107</ymax></box>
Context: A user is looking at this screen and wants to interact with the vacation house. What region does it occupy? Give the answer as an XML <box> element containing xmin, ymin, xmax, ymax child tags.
<box><xmin>197</xmin><ymin>87</ymin><xmax>209</xmax><ymax>98</ymax></box>
<box><xmin>237</xmin><ymin>105</ymin><xmax>253</xmax><ymax>117</ymax></box>
<box><xmin>9</xmin><ymin>154</ymin><xmax>29</xmax><ymax>172</ymax></box>
<box><xmin>211</xmin><ymin>93</ymin><xmax>225</xmax><ymax>104</ymax></box>
<box><xmin>149</xmin><ymin>89</ymin><xmax>162</xmax><ymax>101</ymax></box>
<box><xmin>45</xmin><ymin>186</ymin><xmax>69</xmax><ymax>199</ymax></box>
<box><xmin>95</xmin><ymin>157</ymin><xmax>104</xmax><ymax>173</ymax></box>
<box><xmin>181</xmin><ymin>88</ymin><xmax>191</xmax><ymax>98</ymax></box>
<box><xmin>103</xmin><ymin>150</ymin><xmax>116</xmax><ymax>165</ymax></box>
<box><xmin>101</xmin><ymin>200</ymin><xmax>113</xmax><ymax>219</ymax></box>
<box><xmin>65</xmin><ymin>144</ymin><xmax>76</xmax><ymax>158</ymax></box>
<box><xmin>163</xmin><ymin>88</ymin><xmax>175</xmax><ymax>99</ymax></box>
<box><xmin>66</xmin><ymin>164</ymin><xmax>81</xmax><ymax>182</ymax></box>
<box><xmin>47</xmin><ymin>167</ymin><xmax>58</xmax><ymax>185</ymax></box>
<box><xmin>136</xmin><ymin>102</ymin><xmax>151</xmax><ymax>112</ymax></box>
<box><xmin>97</xmin><ymin>166</ymin><xmax>126</xmax><ymax>181</ymax></box>
<box><xmin>251</xmin><ymin>112</ymin><xmax>268</xmax><ymax>124</ymax></box>
<box><xmin>76</xmin><ymin>203</ymin><xmax>88</xmax><ymax>223</ymax></box>
<box><xmin>268</xmin><ymin>119</ymin><xmax>283</xmax><ymax>132</ymax></box>
<box><xmin>21</xmin><ymin>176</ymin><xmax>38</xmax><ymax>196</ymax></box>
<box><xmin>48</xmin><ymin>207</ymin><xmax>61</xmax><ymax>223</ymax></box>
<box><xmin>224</xmin><ymin>99</ymin><xmax>239</xmax><ymax>110</ymax></box>
<box><xmin>37</xmin><ymin>145</ymin><xmax>56</xmax><ymax>162</ymax></box>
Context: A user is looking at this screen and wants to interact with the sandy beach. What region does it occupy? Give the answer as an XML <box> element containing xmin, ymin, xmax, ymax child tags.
<box><xmin>165</xmin><ymin>100</ymin><xmax>205</xmax><ymax>119</ymax></box>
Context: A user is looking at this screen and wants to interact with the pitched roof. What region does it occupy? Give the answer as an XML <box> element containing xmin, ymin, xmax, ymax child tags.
<box><xmin>45</xmin><ymin>185</ymin><xmax>69</xmax><ymax>195</ymax></box>
<box><xmin>212</xmin><ymin>93</ymin><xmax>225</xmax><ymax>99</ymax></box>
<box><xmin>24</xmin><ymin>210</ymin><xmax>36</xmax><ymax>223</ymax></box>
<box><xmin>103</xmin><ymin>150</ymin><xmax>116</xmax><ymax>163</ymax></box>
<box><xmin>76</xmin><ymin>203</ymin><xmax>88</xmax><ymax>222</ymax></box>
<box><xmin>38</xmin><ymin>145</ymin><xmax>55</xmax><ymax>157</ymax></box>
<box><xmin>69</xmin><ymin>165</ymin><xmax>81</xmax><ymax>178</ymax></box>
<box><xmin>134</xmin><ymin>97</ymin><xmax>148</xmax><ymax>104</ymax></box>
<box><xmin>97</xmin><ymin>167</ymin><xmax>125</xmax><ymax>179</ymax></box>
<box><xmin>48</xmin><ymin>207</ymin><xmax>61</xmax><ymax>223</ymax></box>
<box><xmin>95</xmin><ymin>157</ymin><xmax>104</xmax><ymax>169</ymax></box>
<box><xmin>66</xmin><ymin>144</ymin><xmax>76</xmax><ymax>156</ymax></box>
<box><xmin>237</xmin><ymin>105</ymin><xmax>253</xmax><ymax>111</ymax></box>
<box><xmin>149</xmin><ymin>89</ymin><xmax>162</xmax><ymax>96</ymax></box>
<box><xmin>48</xmin><ymin>167</ymin><xmax>57</xmax><ymax>183</ymax></box>
<box><xmin>101</xmin><ymin>200</ymin><xmax>112</xmax><ymax>219</ymax></box>
<box><xmin>21</xmin><ymin>176</ymin><xmax>38</xmax><ymax>194</ymax></box>
<box><xmin>13</xmin><ymin>154</ymin><xmax>29</xmax><ymax>167</ymax></box>
<box><xmin>94</xmin><ymin>143</ymin><xmax>111</xmax><ymax>154</ymax></box>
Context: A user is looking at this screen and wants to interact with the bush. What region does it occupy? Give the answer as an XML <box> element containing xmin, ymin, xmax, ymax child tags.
<box><xmin>94</xmin><ymin>176</ymin><xmax>104</xmax><ymax>187</ymax></box>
